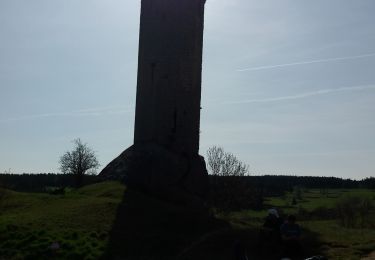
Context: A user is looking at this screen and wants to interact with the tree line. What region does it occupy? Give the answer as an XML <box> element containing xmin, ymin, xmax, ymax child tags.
<box><xmin>0</xmin><ymin>172</ymin><xmax>373</xmax><ymax>194</ymax></box>
<box><xmin>205</xmin><ymin>146</ymin><xmax>374</xmax><ymax>211</ymax></box>
<box><xmin>0</xmin><ymin>173</ymin><xmax>98</xmax><ymax>192</ymax></box>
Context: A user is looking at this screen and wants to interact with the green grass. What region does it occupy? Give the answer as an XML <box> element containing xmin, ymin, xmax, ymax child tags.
<box><xmin>0</xmin><ymin>181</ymin><xmax>125</xmax><ymax>259</ymax></box>
<box><xmin>1</xmin><ymin>184</ymin><xmax>374</xmax><ymax>259</ymax></box>
<box><xmin>219</xmin><ymin>188</ymin><xmax>375</xmax><ymax>260</ymax></box>
<box><xmin>0</xmin><ymin>181</ymin><xmax>226</xmax><ymax>259</ymax></box>
<box><xmin>264</xmin><ymin>188</ymin><xmax>375</xmax><ymax>214</ymax></box>
<box><xmin>303</xmin><ymin>220</ymin><xmax>375</xmax><ymax>260</ymax></box>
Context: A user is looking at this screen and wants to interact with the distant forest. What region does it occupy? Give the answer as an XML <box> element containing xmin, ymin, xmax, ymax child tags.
<box><xmin>0</xmin><ymin>173</ymin><xmax>374</xmax><ymax>193</ymax></box>
<box><xmin>0</xmin><ymin>173</ymin><xmax>98</xmax><ymax>192</ymax></box>
<box><xmin>241</xmin><ymin>175</ymin><xmax>375</xmax><ymax>194</ymax></box>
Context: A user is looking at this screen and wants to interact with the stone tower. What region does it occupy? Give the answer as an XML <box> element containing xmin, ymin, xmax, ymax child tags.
<box><xmin>100</xmin><ymin>0</ymin><xmax>208</xmax><ymax>200</ymax></box>
<box><xmin>134</xmin><ymin>0</ymin><xmax>205</xmax><ymax>157</ymax></box>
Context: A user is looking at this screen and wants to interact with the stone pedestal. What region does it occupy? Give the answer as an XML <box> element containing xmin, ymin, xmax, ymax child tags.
<box><xmin>99</xmin><ymin>144</ymin><xmax>208</xmax><ymax>205</ymax></box>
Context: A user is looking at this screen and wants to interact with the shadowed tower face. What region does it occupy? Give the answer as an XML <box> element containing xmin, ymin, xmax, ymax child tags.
<box><xmin>99</xmin><ymin>0</ymin><xmax>208</xmax><ymax>199</ymax></box>
<box><xmin>134</xmin><ymin>0</ymin><xmax>206</xmax><ymax>157</ymax></box>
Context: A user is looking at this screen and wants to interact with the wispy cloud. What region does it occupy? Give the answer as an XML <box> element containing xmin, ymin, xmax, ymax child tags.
<box><xmin>0</xmin><ymin>105</ymin><xmax>134</xmax><ymax>123</ymax></box>
<box><xmin>237</xmin><ymin>53</ymin><xmax>375</xmax><ymax>72</ymax></box>
<box><xmin>222</xmin><ymin>84</ymin><xmax>375</xmax><ymax>105</ymax></box>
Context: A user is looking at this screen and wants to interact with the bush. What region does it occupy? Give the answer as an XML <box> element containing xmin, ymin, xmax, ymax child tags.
<box><xmin>297</xmin><ymin>206</ymin><xmax>337</xmax><ymax>221</ymax></box>
<box><xmin>336</xmin><ymin>195</ymin><xmax>373</xmax><ymax>228</ymax></box>
<box><xmin>45</xmin><ymin>187</ymin><xmax>66</xmax><ymax>195</ymax></box>
<box><xmin>0</xmin><ymin>188</ymin><xmax>7</xmax><ymax>207</ymax></box>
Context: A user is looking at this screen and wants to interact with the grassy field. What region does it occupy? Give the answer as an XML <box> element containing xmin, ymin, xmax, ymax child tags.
<box><xmin>0</xmin><ymin>181</ymin><xmax>225</xmax><ymax>259</ymax></box>
<box><xmin>0</xmin><ymin>182</ymin><xmax>374</xmax><ymax>259</ymax></box>
<box><xmin>219</xmin><ymin>188</ymin><xmax>375</xmax><ymax>260</ymax></box>
<box><xmin>0</xmin><ymin>182</ymin><xmax>125</xmax><ymax>259</ymax></box>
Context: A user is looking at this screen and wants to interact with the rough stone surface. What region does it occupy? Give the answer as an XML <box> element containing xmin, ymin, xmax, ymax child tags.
<box><xmin>134</xmin><ymin>0</ymin><xmax>206</xmax><ymax>157</ymax></box>
<box><xmin>99</xmin><ymin>144</ymin><xmax>208</xmax><ymax>203</ymax></box>
<box><xmin>99</xmin><ymin>0</ymin><xmax>208</xmax><ymax>202</ymax></box>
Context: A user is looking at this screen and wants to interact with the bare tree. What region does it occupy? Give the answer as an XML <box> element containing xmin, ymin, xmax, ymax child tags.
<box><xmin>207</xmin><ymin>146</ymin><xmax>248</xmax><ymax>176</ymax></box>
<box><xmin>59</xmin><ymin>138</ymin><xmax>99</xmax><ymax>187</ymax></box>
<box><xmin>206</xmin><ymin>146</ymin><xmax>251</xmax><ymax>211</ymax></box>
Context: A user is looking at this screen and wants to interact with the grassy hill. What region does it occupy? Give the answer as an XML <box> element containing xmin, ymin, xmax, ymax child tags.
<box><xmin>0</xmin><ymin>181</ymin><xmax>225</xmax><ymax>259</ymax></box>
<box><xmin>1</xmin><ymin>182</ymin><xmax>374</xmax><ymax>259</ymax></box>
<box><xmin>0</xmin><ymin>181</ymin><xmax>125</xmax><ymax>259</ymax></box>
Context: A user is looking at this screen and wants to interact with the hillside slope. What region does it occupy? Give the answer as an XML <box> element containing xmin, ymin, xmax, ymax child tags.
<box><xmin>0</xmin><ymin>181</ymin><xmax>125</xmax><ymax>259</ymax></box>
<box><xmin>0</xmin><ymin>181</ymin><xmax>226</xmax><ymax>259</ymax></box>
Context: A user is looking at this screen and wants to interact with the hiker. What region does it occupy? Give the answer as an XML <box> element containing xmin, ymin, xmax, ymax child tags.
<box><xmin>258</xmin><ymin>208</ymin><xmax>283</xmax><ymax>256</ymax></box>
<box><xmin>280</xmin><ymin>215</ymin><xmax>302</xmax><ymax>258</ymax></box>
<box><xmin>263</xmin><ymin>208</ymin><xmax>283</xmax><ymax>232</ymax></box>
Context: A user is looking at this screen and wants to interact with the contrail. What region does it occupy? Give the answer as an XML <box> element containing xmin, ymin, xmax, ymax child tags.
<box><xmin>223</xmin><ymin>84</ymin><xmax>375</xmax><ymax>105</ymax></box>
<box><xmin>0</xmin><ymin>106</ymin><xmax>134</xmax><ymax>123</ymax></box>
<box><xmin>237</xmin><ymin>53</ymin><xmax>375</xmax><ymax>72</ymax></box>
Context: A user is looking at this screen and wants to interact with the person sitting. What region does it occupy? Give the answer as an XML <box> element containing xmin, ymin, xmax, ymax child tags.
<box><xmin>259</xmin><ymin>208</ymin><xmax>283</xmax><ymax>253</ymax></box>
<box><xmin>263</xmin><ymin>208</ymin><xmax>283</xmax><ymax>232</ymax></box>
<box><xmin>280</xmin><ymin>215</ymin><xmax>302</xmax><ymax>258</ymax></box>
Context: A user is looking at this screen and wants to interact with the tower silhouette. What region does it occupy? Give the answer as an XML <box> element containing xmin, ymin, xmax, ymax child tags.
<box><xmin>100</xmin><ymin>0</ymin><xmax>208</xmax><ymax>200</ymax></box>
<box><xmin>134</xmin><ymin>0</ymin><xmax>205</xmax><ymax>157</ymax></box>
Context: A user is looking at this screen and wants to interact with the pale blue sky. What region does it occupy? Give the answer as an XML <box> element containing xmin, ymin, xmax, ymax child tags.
<box><xmin>1</xmin><ymin>0</ymin><xmax>374</xmax><ymax>179</ymax></box>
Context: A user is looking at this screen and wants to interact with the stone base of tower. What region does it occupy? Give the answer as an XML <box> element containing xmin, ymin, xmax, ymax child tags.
<box><xmin>98</xmin><ymin>143</ymin><xmax>209</xmax><ymax>207</ymax></box>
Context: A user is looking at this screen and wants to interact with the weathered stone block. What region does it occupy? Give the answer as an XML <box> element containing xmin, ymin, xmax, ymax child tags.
<box><xmin>100</xmin><ymin>143</ymin><xmax>208</xmax><ymax>204</ymax></box>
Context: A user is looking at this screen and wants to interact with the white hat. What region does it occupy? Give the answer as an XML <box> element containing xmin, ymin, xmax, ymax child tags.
<box><xmin>268</xmin><ymin>208</ymin><xmax>279</xmax><ymax>218</ymax></box>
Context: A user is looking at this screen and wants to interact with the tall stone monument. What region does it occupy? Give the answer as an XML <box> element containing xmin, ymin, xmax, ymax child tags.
<box><xmin>100</xmin><ymin>0</ymin><xmax>208</xmax><ymax>201</ymax></box>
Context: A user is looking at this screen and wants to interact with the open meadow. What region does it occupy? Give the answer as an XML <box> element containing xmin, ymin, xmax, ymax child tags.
<box><xmin>218</xmin><ymin>188</ymin><xmax>375</xmax><ymax>260</ymax></box>
<box><xmin>0</xmin><ymin>181</ymin><xmax>374</xmax><ymax>259</ymax></box>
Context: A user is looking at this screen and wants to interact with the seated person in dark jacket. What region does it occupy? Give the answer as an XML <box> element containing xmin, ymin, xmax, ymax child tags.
<box><xmin>263</xmin><ymin>208</ymin><xmax>283</xmax><ymax>231</ymax></box>
<box><xmin>262</xmin><ymin>208</ymin><xmax>283</xmax><ymax>246</ymax></box>
<box><xmin>280</xmin><ymin>215</ymin><xmax>302</xmax><ymax>257</ymax></box>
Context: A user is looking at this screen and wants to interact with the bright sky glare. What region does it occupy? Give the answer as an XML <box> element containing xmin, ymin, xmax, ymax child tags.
<box><xmin>1</xmin><ymin>0</ymin><xmax>374</xmax><ymax>179</ymax></box>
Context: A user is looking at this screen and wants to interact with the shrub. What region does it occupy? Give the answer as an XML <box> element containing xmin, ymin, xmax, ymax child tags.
<box><xmin>336</xmin><ymin>195</ymin><xmax>373</xmax><ymax>228</ymax></box>
<box><xmin>0</xmin><ymin>188</ymin><xmax>7</xmax><ymax>206</ymax></box>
